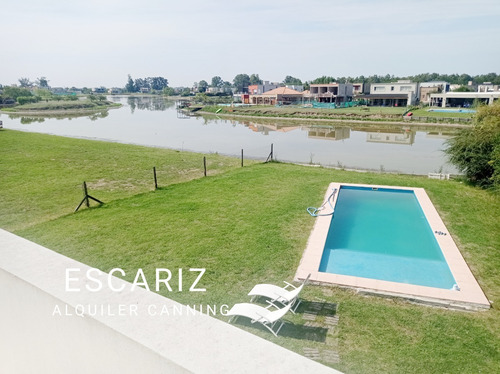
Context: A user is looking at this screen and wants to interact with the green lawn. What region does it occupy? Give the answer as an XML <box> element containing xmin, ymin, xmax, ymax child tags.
<box><xmin>0</xmin><ymin>130</ymin><xmax>250</xmax><ymax>231</ymax></box>
<box><xmin>203</xmin><ymin>105</ymin><xmax>407</xmax><ymax>121</ymax></box>
<box><xmin>1</xmin><ymin>129</ymin><xmax>499</xmax><ymax>373</ymax></box>
<box><xmin>410</xmin><ymin>107</ymin><xmax>475</xmax><ymax>118</ymax></box>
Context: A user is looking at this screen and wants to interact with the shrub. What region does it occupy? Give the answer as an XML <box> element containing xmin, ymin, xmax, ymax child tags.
<box><xmin>445</xmin><ymin>101</ymin><xmax>500</xmax><ymax>189</ymax></box>
<box><xmin>17</xmin><ymin>96</ymin><xmax>40</xmax><ymax>105</ymax></box>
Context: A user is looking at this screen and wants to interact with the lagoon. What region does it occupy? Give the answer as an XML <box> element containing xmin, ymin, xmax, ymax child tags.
<box><xmin>1</xmin><ymin>96</ymin><xmax>459</xmax><ymax>174</ymax></box>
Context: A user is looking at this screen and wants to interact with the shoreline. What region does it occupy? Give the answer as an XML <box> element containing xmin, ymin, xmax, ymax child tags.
<box><xmin>0</xmin><ymin>104</ymin><xmax>122</xmax><ymax>117</ymax></box>
<box><xmin>197</xmin><ymin>110</ymin><xmax>472</xmax><ymax>128</ymax></box>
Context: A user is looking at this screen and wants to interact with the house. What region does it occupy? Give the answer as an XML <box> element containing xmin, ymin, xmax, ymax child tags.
<box><xmin>92</xmin><ymin>87</ymin><xmax>107</xmax><ymax>94</ymax></box>
<box><xmin>365</xmin><ymin>80</ymin><xmax>419</xmax><ymax>106</ymax></box>
<box><xmin>419</xmin><ymin>81</ymin><xmax>450</xmax><ymax>105</ymax></box>
<box><xmin>108</xmin><ymin>87</ymin><xmax>123</xmax><ymax>94</ymax></box>
<box><xmin>308</xmin><ymin>83</ymin><xmax>353</xmax><ymax>104</ymax></box>
<box><xmin>430</xmin><ymin>91</ymin><xmax>500</xmax><ymax>107</ymax></box>
<box><xmin>478</xmin><ymin>82</ymin><xmax>500</xmax><ymax>92</ymax></box>
<box><xmin>250</xmin><ymin>87</ymin><xmax>303</xmax><ymax>105</ymax></box>
<box><xmin>247</xmin><ymin>81</ymin><xmax>281</xmax><ymax>95</ymax></box>
<box><xmin>285</xmin><ymin>84</ymin><xmax>304</xmax><ymax>92</ymax></box>
<box><xmin>352</xmin><ymin>83</ymin><xmax>369</xmax><ymax>95</ymax></box>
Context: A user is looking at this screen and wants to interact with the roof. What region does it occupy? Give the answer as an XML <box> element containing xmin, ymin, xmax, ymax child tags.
<box><xmin>261</xmin><ymin>87</ymin><xmax>303</xmax><ymax>96</ymax></box>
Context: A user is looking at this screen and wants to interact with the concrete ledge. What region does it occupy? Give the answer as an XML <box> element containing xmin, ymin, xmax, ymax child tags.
<box><xmin>0</xmin><ymin>229</ymin><xmax>340</xmax><ymax>374</ymax></box>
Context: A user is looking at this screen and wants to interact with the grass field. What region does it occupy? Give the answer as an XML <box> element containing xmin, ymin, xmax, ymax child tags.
<box><xmin>0</xmin><ymin>130</ymin><xmax>250</xmax><ymax>231</ymax></box>
<box><xmin>0</xmin><ymin>99</ymin><xmax>121</xmax><ymax>115</ymax></box>
<box><xmin>1</xmin><ymin>129</ymin><xmax>499</xmax><ymax>373</ymax></box>
<box><xmin>201</xmin><ymin>104</ymin><xmax>475</xmax><ymax>125</ymax></box>
<box><xmin>410</xmin><ymin>107</ymin><xmax>475</xmax><ymax>118</ymax></box>
<box><xmin>203</xmin><ymin>105</ymin><xmax>407</xmax><ymax>121</ymax></box>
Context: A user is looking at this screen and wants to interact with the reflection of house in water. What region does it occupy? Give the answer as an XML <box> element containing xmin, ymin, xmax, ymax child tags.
<box><xmin>242</xmin><ymin>121</ymin><xmax>300</xmax><ymax>135</ymax></box>
<box><xmin>365</xmin><ymin>129</ymin><xmax>415</xmax><ymax>145</ymax></box>
<box><xmin>304</xmin><ymin>126</ymin><xmax>350</xmax><ymax>141</ymax></box>
<box><xmin>425</xmin><ymin>131</ymin><xmax>455</xmax><ymax>139</ymax></box>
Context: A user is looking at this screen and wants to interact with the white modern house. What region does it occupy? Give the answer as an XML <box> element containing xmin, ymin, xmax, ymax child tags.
<box><xmin>366</xmin><ymin>80</ymin><xmax>419</xmax><ymax>106</ymax></box>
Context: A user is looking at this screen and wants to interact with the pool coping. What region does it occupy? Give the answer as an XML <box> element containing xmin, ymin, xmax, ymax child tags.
<box><xmin>295</xmin><ymin>182</ymin><xmax>490</xmax><ymax>311</ymax></box>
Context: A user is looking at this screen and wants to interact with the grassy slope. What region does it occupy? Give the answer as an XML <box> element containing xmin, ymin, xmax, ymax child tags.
<box><xmin>410</xmin><ymin>107</ymin><xmax>474</xmax><ymax>118</ymax></box>
<box><xmin>0</xmin><ymin>130</ymin><xmax>249</xmax><ymax>231</ymax></box>
<box><xmin>203</xmin><ymin>105</ymin><xmax>474</xmax><ymax>122</ymax></box>
<box><xmin>1</xmin><ymin>129</ymin><xmax>499</xmax><ymax>373</ymax></box>
<box><xmin>1</xmin><ymin>99</ymin><xmax>118</xmax><ymax>112</ymax></box>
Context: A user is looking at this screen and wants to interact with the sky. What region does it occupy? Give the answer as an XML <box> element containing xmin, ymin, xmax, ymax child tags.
<box><xmin>2</xmin><ymin>0</ymin><xmax>500</xmax><ymax>88</ymax></box>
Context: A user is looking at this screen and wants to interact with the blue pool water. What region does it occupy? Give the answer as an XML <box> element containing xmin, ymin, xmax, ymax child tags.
<box><xmin>318</xmin><ymin>186</ymin><xmax>456</xmax><ymax>289</ymax></box>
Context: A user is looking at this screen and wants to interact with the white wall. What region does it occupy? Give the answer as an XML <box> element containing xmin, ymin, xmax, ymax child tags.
<box><xmin>0</xmin><ymin>229</ymin><xmax>341</xmax><ymax>374</ymax></box>
<box><xmin>0</xmin><ymin>268</ymin><xmax>188</xmax><ymax>374</ymax></box>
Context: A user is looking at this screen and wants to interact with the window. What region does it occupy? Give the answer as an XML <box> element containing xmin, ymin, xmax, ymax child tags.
<box><xmin>400</xmin><ymin>86</ymin><xmax>413</xmax><ymax>91</ymax></box>
<box><xmin>374</xmin><ymin>86</ymin><xmax>386</xmax><ymax>92</ymax></box>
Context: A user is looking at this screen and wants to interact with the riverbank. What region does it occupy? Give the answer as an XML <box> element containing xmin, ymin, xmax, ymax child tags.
<box><xmin>1</xmin><ymin>129</ymin><xmax>498</xmax><ymax>374</ymax></box>
<box><xmin>0</xmin><ymin>99</ymin><xmax>121</xmax><ymax>116</ymax></box>
<box><xmin>199</xmin><ymin>105</ymin><xmax>473</xmax><ymax>126</ymax></box>
<box><xmin>199</xmin><ymin>110</ymin><xmax>472</xmax><ymax>128</ymax></box>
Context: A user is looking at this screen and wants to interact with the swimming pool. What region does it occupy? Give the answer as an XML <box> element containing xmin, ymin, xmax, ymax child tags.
<box><xmin>296</xmin><ymin>183</ymin><xmax>490</xmax><ymax>310</ymax></box>
<box><xmin>318</xmin><ymin>186</ymin><xmax>456</xmax><ymax>289</ymax></box>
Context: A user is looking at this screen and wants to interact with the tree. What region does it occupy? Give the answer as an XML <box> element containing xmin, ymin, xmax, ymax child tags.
<box><xmin>134</xmin><ymin>78</ymin><xmax>149</xmax><ymax>91</ymax></box>
<box><xmin>163</xmin><ymin>87</ymin><xmax>176</xmax><ymax>96</ymax></box>
<box><xmin>249</xmin><ymin>73</ymin><xmax>262</xmax><ymax>85</ymax></box>
<box><xmin>283</xmin><ymin>76</ymin><xmax>302</xmax><ymax>85</ymax></box>
<box><xmin>445</xmin><ymin>101</ymin><xmax>500</xmax><ymax>189</ymax></box>
<box><xmin>18</xmin><ymin>77</ymin><xmax>32</xmax><ymax>87</ymax></box>
<box><xmin>311</xmin><ymin>76</ymin><xmax>336</xmax><ymax>84</ymax></box>
<box><xmin>198</xmin><ymin>80</ymin><xmax>208</xmax><ymax>93</ymax></box>
<box><xmin>148</xmin><ymin>77</ymin><xmax>168</xmax><ymax>91</ymax></box>
<box><xmin>233</xmin><ymin>74</ymin><xmax>250</xmax><ymax>93</ymax></box>
<box><xmin>453</xmin><ymin>85</ymin><xmax>474</xmax><ymax>92</ymax></box>
<box><xmin>125</xmin><ymin>74</ymin><xmax>136</xmax><ymax>92</ymax></box>
<box><xmin>2</xmin><ymin>86</ymin><xmax>33</xmax><ymax>101</ymax></box>
<box><xmin>211</xmin><ymin>76</ymin><xmax>223</xmax><ymax>88</ymax></box>
<box><xmin>36</xmin><ymin>77</ymin><xmax>49</xmax><ymax>89</ymax></box>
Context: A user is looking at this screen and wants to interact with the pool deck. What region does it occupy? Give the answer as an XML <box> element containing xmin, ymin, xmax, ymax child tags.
<box><xmin>296</xmin><ymin>183</ymin><xmax>490</xmax><ymax>311</ymax></box>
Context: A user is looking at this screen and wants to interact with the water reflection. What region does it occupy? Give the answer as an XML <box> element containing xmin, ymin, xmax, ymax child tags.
<box><xmin>1</xmin><ymin>96</ymin><xmax>461</xmax><ymax>174</ymax></box>
<box><xmin>215</xmin><ymin>117</ymin><xmax>458</xmax><ymax>146</ymax></box>
<box><xmin>7</xmin><ymin>109</ymin><xmax>110</xmax><ymax>123</ymax></box>
<box><xmin>126</xmin><ymin>95</ymin><xmax>175</xmax><ymax>113</ymax></box>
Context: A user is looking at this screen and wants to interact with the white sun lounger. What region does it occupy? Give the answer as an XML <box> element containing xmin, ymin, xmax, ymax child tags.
<box><xmin>227</xmin><ymin>301</ymin><xmax>293</xmax><ymax>337</ymax></box>
<box><xmin>248</xmin><ymin>273</ymin><xmax>311</xmax><ymax>313</ymax></box>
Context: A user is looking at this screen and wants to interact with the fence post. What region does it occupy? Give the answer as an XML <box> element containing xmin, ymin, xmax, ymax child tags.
<box><xmin>75</xmin><ymin>181</ymin><xmax>104</xmax><ymax>212</ymax></box>
<box><xmin>153</xmin><ymin>167</ymin><xmax>158</xmax><ymax>190</ymax></box>
<box><xmin>203</xmin><ymin>156</ymin><xmax>207</xmax><ymax>177</ymax></box>
<box><xmin>241</xmin><ymin>149</ymin><xmax>244</xmax><ymax>167</ymax></box>
<box><xmin>266</xmin><ymin>143</ymin><xmax>274</xmax><ymax>162</ymax></box>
